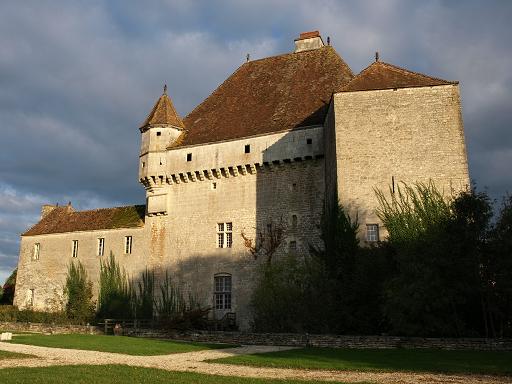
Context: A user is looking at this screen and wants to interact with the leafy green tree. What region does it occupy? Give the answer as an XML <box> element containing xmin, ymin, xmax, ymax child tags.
<box><xmin>64</xmin><ymin>261</ymin><xmax>95</xmax><ymax>323</ymax></box>
<box><xmin>0</xmin><ymin>269</ymin><xmax>17</xmax><ymax>305</ymax></box>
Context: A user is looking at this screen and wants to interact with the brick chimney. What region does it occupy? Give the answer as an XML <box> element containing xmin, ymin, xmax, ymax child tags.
<box><xmin>294</xmin><ymin>31</ymin><xmax>324</xmax><ymax>53</ymax></box>
<box><xmin>41</xmin><ymin>204</ymin><xmax>57</xmax><ymax>219</ymax></box>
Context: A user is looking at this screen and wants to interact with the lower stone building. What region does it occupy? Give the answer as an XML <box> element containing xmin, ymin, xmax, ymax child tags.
<box><xmin>13</xmin><ymin>31</ymin><xmax>469</xmax><ymax>330</ymax></box>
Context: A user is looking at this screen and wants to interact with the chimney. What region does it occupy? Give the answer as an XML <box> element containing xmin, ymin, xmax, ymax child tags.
<box><xmin>41</xmin><ymin>204</ymin><xmax>57</xmax><ymax>219</ymax></box>
<box><xmin>294</xmin><ymin>31</ymin><xmax>324</xmax><ymax>53</ymax></box>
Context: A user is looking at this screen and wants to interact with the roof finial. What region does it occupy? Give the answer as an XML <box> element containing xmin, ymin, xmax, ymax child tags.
<box><xmin>246</xmin><ymin>53</ymin><xmax>250</xmax><ymax>62</ymax></box>
<box><xmin>327</xmin><ymin>36</ymin><xmax>330</xmax><ymax>46</ymax></box>
<box><xmin>163</xmin><ymin>84</ymin><xmax>168</xmax><ymax>95</ymax></box>
<box><xmin>375</xmin><ymin>51</ymin><xmax>379</xmax><ymax>62</ymax></box>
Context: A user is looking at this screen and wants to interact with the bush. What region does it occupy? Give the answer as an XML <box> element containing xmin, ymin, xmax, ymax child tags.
<box><xmin>155</xmin><ymin>271</ymin><xmax>209</xmax><ymax>330</ymax></box>
<box><xmin>64</xmin><ymin>261</ymin><xmax>95</xmax><ymax>323</ymax></box>
<box><xmin>0</xmin><ymin>305</ymin><xmax>71</xmax><ymax>324</ymax></box>
<box><xmin>97</xmin><ymin>253</ymin><xmax>132</xmax><ymax>319</ymax></box>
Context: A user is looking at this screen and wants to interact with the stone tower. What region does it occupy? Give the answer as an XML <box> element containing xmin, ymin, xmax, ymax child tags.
<box><xmin>139</xmin><ymin>85</ymin><xmax>185</xmax><ymax>216</ymax></box>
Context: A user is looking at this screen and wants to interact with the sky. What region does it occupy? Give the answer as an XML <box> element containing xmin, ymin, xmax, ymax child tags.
<box><xmin>0</xmin><ymin>0</ymin><xmax>511</xmax><ymax>283</ymax></box>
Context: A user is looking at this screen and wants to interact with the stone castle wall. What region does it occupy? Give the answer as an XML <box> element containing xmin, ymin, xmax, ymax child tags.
<box><xmin>332</xmin><ymin>84</ymin><xmax>470</xmax><ymax>238</ymax></box>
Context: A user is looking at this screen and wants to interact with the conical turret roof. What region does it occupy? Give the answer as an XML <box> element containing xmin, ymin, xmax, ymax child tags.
<box><xmin>140</xmin><ymin>86</ymin><xmax>185</xmax><ymax>131</ymax></box>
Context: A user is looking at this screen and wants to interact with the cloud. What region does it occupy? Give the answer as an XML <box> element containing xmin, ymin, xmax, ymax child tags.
<box><xmin>0</xmin><ymin>0</ymin><xmax>511</xmax><ymax>276</ymax></box>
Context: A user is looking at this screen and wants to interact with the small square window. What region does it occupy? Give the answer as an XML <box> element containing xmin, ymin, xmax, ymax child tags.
<box><xmin>187</xmin><ymin>153</ymin><xmax>192</xmax><ymax>162</ymax></box>
<box><xmin>156</xmin><ymin>131</ymin><xmax>161</xmax><ymax>136</ymax></box>
<box><xmin>366</xmin><ymin>224</ymin><xmax>380</xmax><ymax>242</ymax></box>
<box><xmin>244</xmin><ymin>144</ymin><xmax>250</xmax><ymax>153</ymax></box>
<box><xmin>306</xmin><ymin>138</ymin><xmax>312</xmax><ymax>145</ymax></box>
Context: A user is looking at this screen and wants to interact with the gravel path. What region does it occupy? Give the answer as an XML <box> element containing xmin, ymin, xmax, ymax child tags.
<box><xmin>0</xmin><ymin>341</ymin><xmax>510</xmax><ymax>384</ymax></box>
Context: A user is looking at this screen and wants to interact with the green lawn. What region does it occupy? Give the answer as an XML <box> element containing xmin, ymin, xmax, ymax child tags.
<box><xmin>0</xmin><ymin>350</ymin><xmax>33</xmax><ymax>360</ymax></box>
<box><xmin>8</xmin><ymin>334</ymin><xmax>234</xmax><ymax>356</ymax></box>
<box><xmin>210</xmin><ymin>347</ymin><xmax>512</xmax><ymax>376</ymax></box>
<box><xmin>0</xmin><ymin>365</ymin><xmax>359</xmax><ymax>384</ymax></box>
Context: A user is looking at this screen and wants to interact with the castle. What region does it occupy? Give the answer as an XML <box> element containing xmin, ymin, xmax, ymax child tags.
<box><xmin>13</xmin><ymin>32</ymin><xmax>469</xmax><ymax>330</ymax></box>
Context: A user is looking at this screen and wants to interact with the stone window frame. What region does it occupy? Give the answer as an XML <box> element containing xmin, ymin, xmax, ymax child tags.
<box><xmin>124</xmin><ymin>236</ymin><xmax>133</xmax><ymax>254</ymax></box>
<box><xmin>289</xmin><ymin>239</ymin><xmax>297</xmax><ymax>252</ymax></box>
<box><xmin>98</xmin><ymin>238</ymin><xmax>105</xmax><ymax>256</ymax></box>
<box><xmin>71</xmin><ymin>240</ymin><xmax>79</xmax><ymax>258</ymax></box>
<box><xmin>214</xmin><ymin>273</ymin><xmax>232</xmax><ymax>310</ymax></box>
<box><xmin>33</xmin><ymin>243</ymin><xmax>40</xmax><ymax>261</ymax></box>
<box><xmin>366</xmin><ymin>224</ymin><xmax>380</xmax><ymax>242</ymax></box>
<box><xmin>217</xmin><ymin>222</ymin><xmax>233</xmax><ymax>248</ymax></box>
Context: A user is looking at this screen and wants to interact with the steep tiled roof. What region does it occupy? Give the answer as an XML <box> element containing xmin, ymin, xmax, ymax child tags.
<box><xmin>341</xmin><ymin>61</ymin><xmax>457</xmax><ymax>92</ymax></box>
<box><xmin>140</xmin><ymin>89</ymin><xmax>184</xmax><ymax>132</ymax></box>
<box><xmin>23</xmin><ymin>205</ymin><xmax>145</xmax><ymax>236</ymax></box>
<box><xmin>175</xmin><ymin>46</ymin><xmax>354</xmax><ymax>147</ymax></box>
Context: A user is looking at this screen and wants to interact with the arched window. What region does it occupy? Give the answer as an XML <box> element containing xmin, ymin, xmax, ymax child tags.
<box><xmin>214</xmin><ymin>274</ymin><xmax>232</xmax><ymax>310</ymax></box>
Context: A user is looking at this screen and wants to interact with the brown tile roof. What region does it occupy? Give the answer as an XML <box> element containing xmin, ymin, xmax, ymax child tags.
<box><xmin>341</xmin><ymin>61</ymin><xmax>457</xmax><ymax>93</ymax></box>
<box><xmin>175</xmin><ymin>46</ymin><xmax>354</xmax><ymax>148</ymax></box>
<box><xmin>140</xmin><ymin>88</ymin><xmax>184</xmax><ymax>132</ymax></box>
<box><xmin>23</xmin><ymin>205</ymin><xmax>145</xmax><ymax>236</ymax></box>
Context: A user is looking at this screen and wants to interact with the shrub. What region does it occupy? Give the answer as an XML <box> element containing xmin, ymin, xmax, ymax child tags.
<box><xmin>0</xmin><ymin>305</ymin><xmax>71</xmax><ymax>324</ymax></box>
<box><xmin>97</xmin><ymin>253</ymin><xmax>132</xmax><ymax>319</ymax></box>
<box><xmin>64</xmin><ymin>261</ymin><xmax>95</xmax><ymax>323</ymax></box>
<box><xmin>155</xmin><ymin>271</ymin><xmax>209</xmax><ymax>330</ymax></box>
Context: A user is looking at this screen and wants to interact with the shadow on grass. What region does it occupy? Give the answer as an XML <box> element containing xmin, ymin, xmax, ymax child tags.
<box><xmin>7</xmin><ymin>334</ymin><xmax>237</xmax><ymax>356</ymax></box>
<box><xmin>208</xmin><ymin>347</ymin><xmax>512</xmax><ymax>376</ymax></box>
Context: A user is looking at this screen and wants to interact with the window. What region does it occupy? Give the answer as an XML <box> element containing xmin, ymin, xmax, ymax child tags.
<box><xmin>98</xmin><ymin>238</ymin><xmax>105</xmax><ymax>256</ymax></box>
<box><xmin>244</xmin><ymin>144</ymin><xmax>250</xmax><ymax>153</ymax></box>
<box><xmin>292</xmin><ymin>215</ymin><xmax>298</xmax><ymax>229</ymax></box>
<box><xmin>217</xmin><ymin>222</ymin><xmax>232</xmax><ymax>248</ymax></box>
<box><xmin>71</xmin><ymin>240</ymin><xmax>79</xmax><ymax>258</ymax></box>
<box><xmin>187</xmin><ymin>153</ymin><xmax>192</xmax><ymax>162</ymax></box>
<box><xmin>27</xmin><ymin>289</ymin><xmax>34</xmax><ymax>307</ymax></box>
<box><xmin>214</xmin><ymin>274</ymin><xmax>232</xmax><ymax>310</ymax></box>
<box><xmin>125</xmin><ymin>236</ymin><xmax>132</xmax><ymax>254</ymax></box>
<box><xmin>292</xmin><ymin>183</ymin><xmax>297</xmax><ymax>192</ymax></box>
<box><xmin>141</xmin><ymin>161</ymin><xmax>145</xmax><ymax>168</ymax></box>
<box><xmin>306</xmin><ymin>138</ymin><xmax>312</xmax><ymax>145</ymax></box>
<box><xmin>33</xmin><ymin>243</ymin><xmax>40</xmax><ymax>261</ymax></box>
<box><xmin>211</xmin><ymin>182</ymin><xmax>217</xmax><ymax>190</ymax></box>
<box><xmin>289</xmin><ymin>240</ymin><xmax>297</xmax><ymax>252</ymax></box>
<box><xmin>156</xmin><ymin>131</ymin><xmax>161</xmax><ymax>136</ymax></box>
<box><xmin>366</xmin><ymin>224</ymin><xmax>379</xmax><ymax>242</ymax></box>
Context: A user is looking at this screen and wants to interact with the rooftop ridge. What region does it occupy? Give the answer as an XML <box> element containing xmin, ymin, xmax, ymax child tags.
<box><xmin>179</xmin><ymin>46</ymin><xmax>353</xmax><ymax>147</ymax></box>
<box><xmin>340</xmin><ymin>60</ymin><xmax>457</xmax><ymax>93</ymax></box>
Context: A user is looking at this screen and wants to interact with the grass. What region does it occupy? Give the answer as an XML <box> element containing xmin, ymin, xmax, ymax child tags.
<box><xmin>0</xmin><ymin>350</ymin><xmax>33</xmax><ymax>360</ymax></box>
<box><xmin>0</xmin><ymin>365</ymin><xmax>359</xmax><ymax>384</ymax></box>
<box><xmin>210</xmin><ymin>347</ymin><xmax>512</xmax><ymax>376</ymax></box>
<box><xmin>8</xmin><ymin>334</ymin><xmax>234</xmax><ymax>356</ymax></box>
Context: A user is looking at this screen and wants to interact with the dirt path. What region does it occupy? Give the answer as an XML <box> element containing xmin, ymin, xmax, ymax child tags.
<box><xmin>0</xmin><ymin>341</ymin><xmax>510</xmax><ymax>384</ymax></box>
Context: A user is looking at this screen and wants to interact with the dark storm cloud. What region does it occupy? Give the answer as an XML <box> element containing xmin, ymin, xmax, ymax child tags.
<box><xmin>0</xmin><ymin>0</ymin><xmax>511</xmax><ymax>281</ymax></box>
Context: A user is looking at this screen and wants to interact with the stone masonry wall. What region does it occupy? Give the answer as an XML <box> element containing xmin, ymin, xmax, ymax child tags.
<box><xmin>333</xmin><ymin>84</ymin><xmax>470</xmax><ymax>240</ymax></box>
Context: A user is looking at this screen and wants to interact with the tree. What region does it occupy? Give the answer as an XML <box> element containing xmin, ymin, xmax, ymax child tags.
<box><xmin>241</xmin><ymin>217</ymin><xmax>287</xmax><ymax>264</ymax></box>
<box><xmin>64</xmin><ymin>261</ymin><xmax>95</xmax><ymax>323</ymax></box>
<box><xmin>0</xmin><ymin>269</ymin><xmax>17</xmax><ymax>305</ymax></box>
